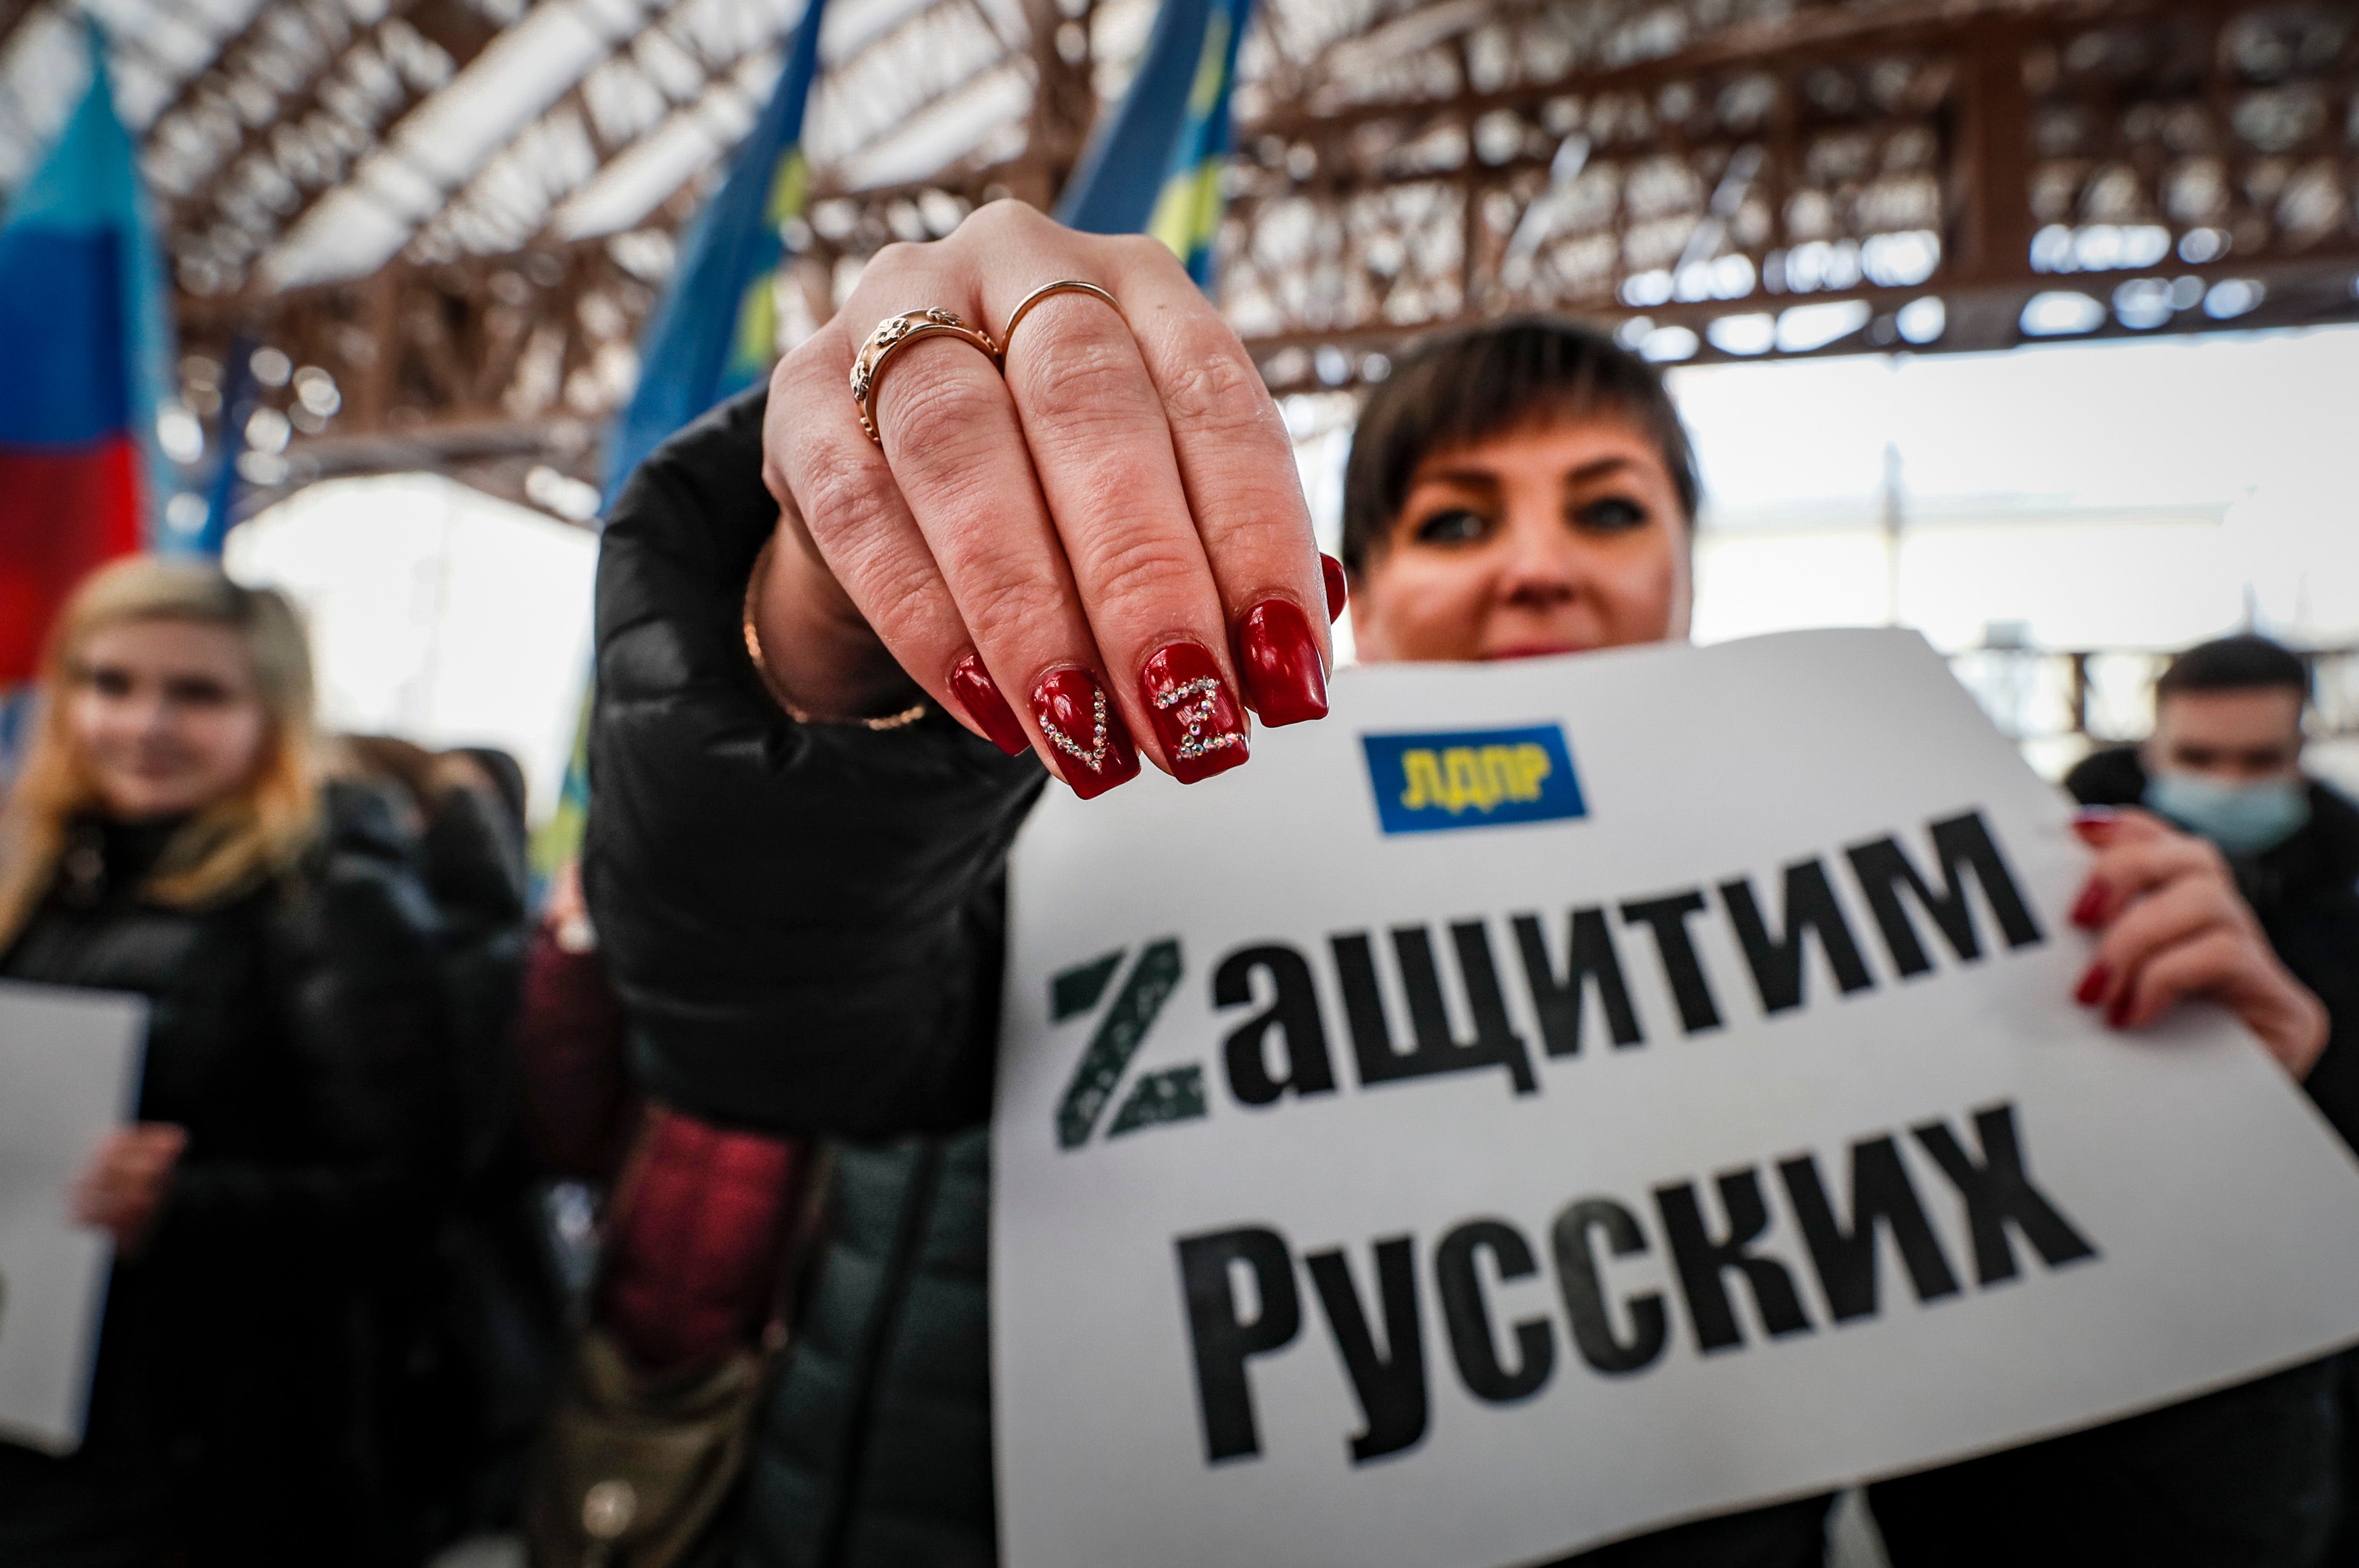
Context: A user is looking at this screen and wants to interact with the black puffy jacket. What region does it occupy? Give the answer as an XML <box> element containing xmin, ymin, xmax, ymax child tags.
<box><xmin>587</xmin><ymin>388</ymin><xmax>1042</xmax><ymax>1568</ymax></box>
<box><xmin>367</xmin><ymin>765</ymin><xmax>560</xmax><ymax>1556</ymax></box>
<box><xmin>0</xmin><ymin>783</ymin><xmax>446</xmax><ymax>1568</ymax></box>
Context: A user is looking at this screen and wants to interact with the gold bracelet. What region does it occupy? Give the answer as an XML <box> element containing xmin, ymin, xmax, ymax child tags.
<box><xmin>741</xmin><ymin>548</ymin><xmax>928</xmax><ymax>730</ymax></box>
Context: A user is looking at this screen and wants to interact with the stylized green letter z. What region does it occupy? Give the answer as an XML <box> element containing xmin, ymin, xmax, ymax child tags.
<box><xmin>1053</xmin><ymin>938</ymin><xmax>1196</xmax><ymax>1149</ymax></box>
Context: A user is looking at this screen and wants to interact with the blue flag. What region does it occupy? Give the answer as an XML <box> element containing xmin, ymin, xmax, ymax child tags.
<box><xmin>547</xmin><ymin>3</ymin><xmax>830</xmax><ymax>878</ymax></box>
<box><xmin>602</xmin><ymin>0</ymin><xmax>829</xmax><ymax>502</ymax></box>
<box><xmin>194</xmin><ymin>331</ymin><xmax>257</xmax><ymax>556</ymax></box>
<box><xmin>1055</xmin><ymin>0</ymin><xmax>1253</xmax><ymax>284</ymax></box>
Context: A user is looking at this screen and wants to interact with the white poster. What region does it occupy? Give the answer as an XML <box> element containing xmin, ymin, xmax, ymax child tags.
<box><xmin>0</xmin><ymin>979</ymin><xmax>146</xmax><ymax>1455</ymax></box>
<box><xmin>991</xmin><ymin>629</ymin><xmax>2359</xmax><ymax>1568</ymax></box>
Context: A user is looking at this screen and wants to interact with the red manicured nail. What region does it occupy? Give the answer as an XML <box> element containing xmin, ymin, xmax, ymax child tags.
<box><xmin>1140</xmin><ymin>642</ymin><xmax>1249</xmax><ymax>784</ymax></box>
<box><xmin>2106</xmin><ymin>988</ymin><xmax>2133</xmax><ymax>1029</ymax></box>
<box><xmin>2074</xmin><ymin>961</ymin><xmax>2110</xmax><ymax>1007</ymax></box>
<box><xmin>1032</xmin><ymin>667</ymin><xmax>1139</xmax><ymax>799</ymax></box>
<box><xmin>1321</xmin><ymin>555</ymin><xmax>1348</xmax><ymax>623</ymax></box>
<box><xmin>1237</xmin><ymin>599</ymin><xmax>1327</xmax><ymax>726</ymax></box>
<box><xmin>2069</xmin><ymin>882</ymin><xmax>2106</xmax><ymax>928</ymax></box>
<box><xmin>949</xmin><ymin>653</ymin><xmax>1028</xmax><ymax>756</ymax></box>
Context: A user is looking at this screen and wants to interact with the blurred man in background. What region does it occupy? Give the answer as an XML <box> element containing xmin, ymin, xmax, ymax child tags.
<box><xmin>2068</xmin><ymin>633</ymin><xmax>2359</xmax><ymax>1559</ymax></box>
<box><xmin>2067</xmin><ymin>634</ymin><xmax>2359</xmax><ymax>1152</ymax></box>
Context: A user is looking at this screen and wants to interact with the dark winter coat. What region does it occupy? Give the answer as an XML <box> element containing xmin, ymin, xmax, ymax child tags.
<box><xmin>417</xmin><ymin>777</ymin><xmax>532</xmax><ymax>1183</ymax></box>
<box><xmin>587</xmin><ymin>388</ymin><xmax>1041</xmax><ymax>1568</ymax></box>
<box><xmin>0</xmin><ymin>783</ymin><xmax>446</xmax><ymax>1568</ymax></box>
<box><xmin>369</xmin><ymin>765</ymin><xmax>561</xmax><ymax>1556</ymax></box>
<box><xmin>2066</xmin><ymin>745</ymin><xmax>2359</xmax><ymax>1151</ymax></box>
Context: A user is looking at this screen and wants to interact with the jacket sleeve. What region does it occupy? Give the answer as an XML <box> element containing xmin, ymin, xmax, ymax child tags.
<box><xmin>154</xmin><ymin>784</ymin><xmax>448</xmax><ymax>1269</ymax></box>
<box><xmin>584</xmin><ymin>388</ymin><xmax>1045</xmax><ymax>1139</ymax></box>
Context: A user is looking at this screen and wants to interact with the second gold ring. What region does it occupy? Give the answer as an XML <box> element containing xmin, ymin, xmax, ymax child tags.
<box><xmin>997</xmin><ymin>280</ymin><xmax>1122</xmax><ymax>367</ymax></box>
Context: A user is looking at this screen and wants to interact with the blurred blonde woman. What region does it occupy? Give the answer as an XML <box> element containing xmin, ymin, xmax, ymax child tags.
<box><xmin>0</xmin><ymin>557</ymin><xmax>445</xmax><ymax>1568</ymax></box>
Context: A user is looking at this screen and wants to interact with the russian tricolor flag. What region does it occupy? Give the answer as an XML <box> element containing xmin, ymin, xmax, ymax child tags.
<box><xmin>0</xmin><ymin>27</ymin><xmax>175</xmax><ymax>684</ymax></box>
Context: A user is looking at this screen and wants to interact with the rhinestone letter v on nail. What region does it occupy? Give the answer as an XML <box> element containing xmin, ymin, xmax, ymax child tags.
<box><xmin>1042</xmin><ymin>687</ymin><xmax>1111</xmax><ymax>770</ymax></box>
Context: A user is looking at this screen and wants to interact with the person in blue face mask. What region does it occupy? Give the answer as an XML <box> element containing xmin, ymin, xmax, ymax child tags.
<box><xmin>2067</xmin><ymin>633</ymin><xmax>2359</xmax><ymax>1568</ymax></box>
<box><xmin>2135</xmin><ymin>638</ymin><xmax>2315</xmax><ymax>855</ymax></box>
<box><xmin>2067</xmin><ymin>635</ymin><xmax>2359</xmax><ymax>1152</ymax></box>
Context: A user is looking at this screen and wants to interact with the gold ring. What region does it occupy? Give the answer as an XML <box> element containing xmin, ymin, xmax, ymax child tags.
<box><xmin>997</xmin><ymin>280</ymin><xmax>1122</xmax><ymax>367</ymax></box>
<box><xmin>850</xmin><ymin>308</ymin><xmax>1000</xmax><ymax>445</ymax></box>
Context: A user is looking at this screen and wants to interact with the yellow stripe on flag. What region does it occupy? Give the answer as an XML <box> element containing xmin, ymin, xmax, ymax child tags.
<box><xmin>731</xmin><ymin>272</ymin><xmax>778</xmax><ymax>378</ymax></box>
<box><xmin>1146</xmin><ymin>7</ymin><xmax>1235</xmax><ymax>267</ymax></box>
<box><xmin>1148</xmin><ymin>159</ymin><xmax>1225</xmax><ymax>266</ymax></box>
<box><xmin>766</xmin><ymin>145</ymin><xmax>810</xmax><ymax>227</ymax></box>
<box><xmin>1186</xmin><ymin>9</ymin><xmax>1230</xmax><ymax>113</ymax></box>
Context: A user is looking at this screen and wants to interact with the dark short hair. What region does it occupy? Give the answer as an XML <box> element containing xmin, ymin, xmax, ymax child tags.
<box><xmin>2157</xmin><ymin>634</ymin><xmax>2310</xmax><ymax>704</ymax></box>
<box><xmin>1339</xmin><ymin>316</ymin><xmax>1700</xmax><ymax>575</ymax></box>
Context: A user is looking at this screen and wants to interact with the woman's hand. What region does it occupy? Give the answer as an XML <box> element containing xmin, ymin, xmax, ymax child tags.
<box><xmin>2069</xmin><ymin>808</ymin><xmax>2327</xmax><ymax>1077</ymax></box>
<box><xmin>752</xmin><ymin>201</ymin><xmax>1335</xmax><ymax>797</ymax></box>
<box><xmin>73</xmin><ymin>1123</ymin><xmax>187</xmax><ymax>1253</ymax></box>
<box><xmin>544</xmin><ymin>856</ymin><xmax>597</xmax><ymax>954</ymax></box>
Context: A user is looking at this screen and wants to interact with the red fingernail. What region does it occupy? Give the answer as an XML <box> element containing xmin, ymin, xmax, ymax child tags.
<box><xmin>949</xmin><ymin>653</ymin><xmax>1029</xmax><ymax>756</ymax></box>
<box><xmin>2070</xmin><ymin>882</ymin><xmax>2106</xmax><ymax>928</ymax></box>
<box><xmin>1237</xmin><ymin>599</ymin><xmax>1328</xmax><ymax>727</ymax></box>
<box><xmin>2072</xmin><ymin>807</ymin><xmax>2118</xmax><ymax>844</ymax></box>
<box><xmin>1322</xmin><ymin>555</ymin><xmax>1348</xmax><ymax>623</ymax></box>
<box><xmin>2106</xmin><ymin>989</ymin><xmax>2133</xmax><ymax>1029</ymax></box>
<box><xmin>1032</xmin><ymin>667</ymin><xmax>1139</xmax><ymax>799</ymax></box>
<box><xmin>2074</xmin><ymin>961</ymin><xmax>2110</xmax><ymax>1007</ymax></box>
<box><xmin>1140</xmin><ymin>642</ymin><xmax>1249</xmax><ymax>784</ymax></box>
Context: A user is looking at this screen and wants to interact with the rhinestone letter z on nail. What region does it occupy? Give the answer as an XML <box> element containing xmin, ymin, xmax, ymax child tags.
<box><xmin>1042</xmin><ymin>688</ymin><xmax>1111</xmax><ymax>771</ymax></box>
<box><xmin>1153</xmin><ymin>676</ymin><xmax>1243</xmax><ymax>761</ymax></box>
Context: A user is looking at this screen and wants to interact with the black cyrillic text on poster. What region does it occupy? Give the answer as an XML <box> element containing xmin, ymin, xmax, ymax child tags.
<box><xmin>1175</xmin><ymin>1100</ymin><xmax>2095</xmax><ymax>1467</ymax></box>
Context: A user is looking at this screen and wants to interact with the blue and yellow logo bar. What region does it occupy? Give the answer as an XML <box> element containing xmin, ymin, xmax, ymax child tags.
<box><xmin>1361</xmin><ymin>725</ymin><xmax>1586</xmax><ymax>835</ymax></box>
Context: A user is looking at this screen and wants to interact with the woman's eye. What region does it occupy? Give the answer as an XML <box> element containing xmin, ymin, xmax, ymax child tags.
<box><xmin>1412</xmin><ymin>508</ymin><xmax>1489</xmax><ymax>546</ymax></box>
<box><xmin>82</xmin><ymin>668</ymin><xmax>133</xmax><ymax>697</ymax></box>
<box><xmin>166</xmin><ymin>678</ymin><xmax>233</xmax><ymax>708</ymax></box>
<box><xmin>1575</xmin><ymin>496</ymin><xmax>1648</xmax><ymax>532</ymax></box>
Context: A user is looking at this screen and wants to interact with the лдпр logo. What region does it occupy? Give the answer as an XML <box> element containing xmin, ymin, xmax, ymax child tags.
<box><xmin>1360</xmin><ymin>724</ymin><xmax>1585</xmax><ymax>835</ymax></box>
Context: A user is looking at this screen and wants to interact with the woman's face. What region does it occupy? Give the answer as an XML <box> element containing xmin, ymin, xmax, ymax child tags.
<box><xmin>1347</xmin><ymin>414</ymin><xmax>1692</xmax><ymax>664</ymax></box>
<box><xmin>66</xmin><ymin>618</ymin><xmax>269</xmax><ymax>820</ymax></box>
